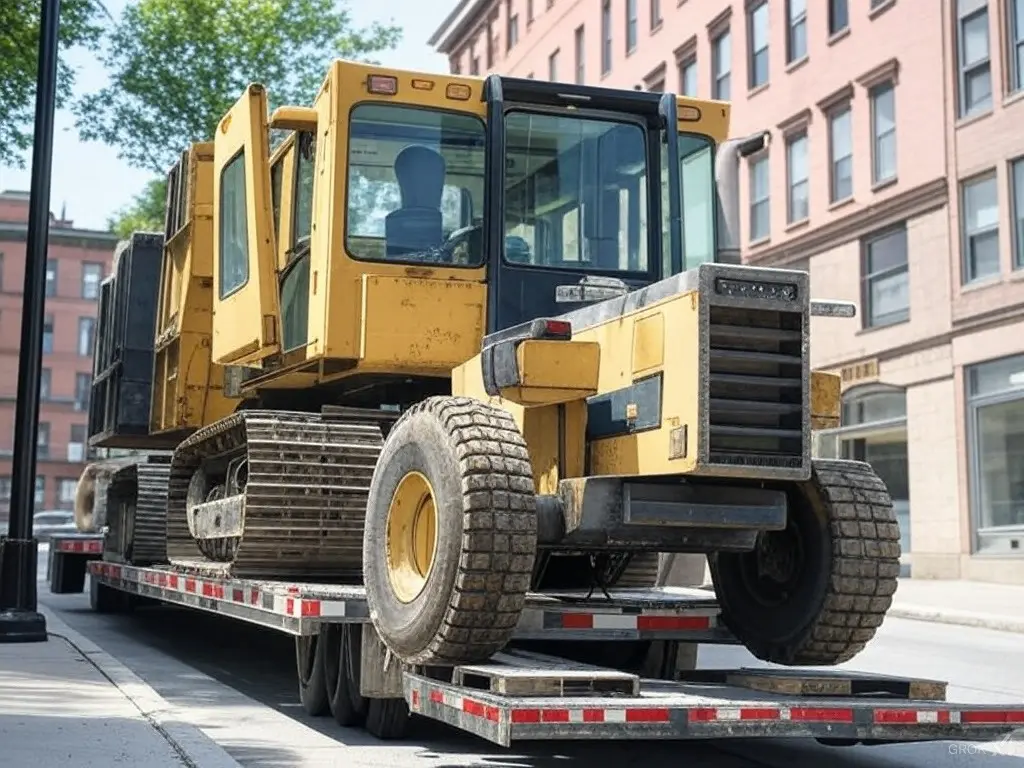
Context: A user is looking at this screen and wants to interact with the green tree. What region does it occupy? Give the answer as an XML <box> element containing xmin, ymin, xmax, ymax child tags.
<box><xmin>107</xmin><ymin>176</ymin><xmax>166</xmax><ymax>238</ymax></box>
<box><xmin>0</xmin><ymin>0</ymin><xmax>103</xmax><ymax>168</ymax></box>
<box><xmin>74</xmin><ymin>0</ymin><xmax>402</xmax><ymax>175</ymax></box>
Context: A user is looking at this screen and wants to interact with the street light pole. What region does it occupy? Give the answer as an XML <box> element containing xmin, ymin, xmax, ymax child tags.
<box><xmin>0</xmin><ymin>0</ymin><xmax>64</xmax><ymax>643</ymax></box>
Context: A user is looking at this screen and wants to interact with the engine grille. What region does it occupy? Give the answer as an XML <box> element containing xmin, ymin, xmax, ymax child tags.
<box><xmin>705</xmin><ymin>304</ymin><xmax>805</xmax><ymax>469</ymax></box>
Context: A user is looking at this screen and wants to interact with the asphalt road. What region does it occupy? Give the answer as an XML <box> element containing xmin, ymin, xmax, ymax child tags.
<box><xmin>35</xmin><ymin>548</ymin><xmax>1024</xmax><ymax>768</ymax></box>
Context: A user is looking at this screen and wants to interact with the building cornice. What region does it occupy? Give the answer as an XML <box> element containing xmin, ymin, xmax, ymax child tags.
<box><xmin>0</xmin><ymin>222</ymin><xmax>118</xmax><ymax>249</ymax></box>
<box><xmin>746</xmin><ymin>177</ymin><xmax>948</xmax><ymax>267</ymax></box>
<box><xmin>429</xmin><ymin>0</ymin><xmax>492</xmax><ymax>55</ymax></box>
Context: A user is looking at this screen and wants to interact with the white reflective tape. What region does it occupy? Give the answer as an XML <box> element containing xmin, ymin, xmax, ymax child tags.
<box><xmin>591</xmin><ymin>614</ymin><xmax>638</xmax><ymax>630</ymax></box>
<box><xmin>605</xmin><ymin>709</ymin><xmax>627</xmax><ymax>723</ymax></box>
<box><xmin>716</xmin><ymin>708</ymin><xmax>742</xmax><ymax>721</ymax></box>
<box><xmin>569</xmin><ymin>709</ymin><xmax>585</xmax><ymax>723</ymax></box>
<box><xmin>318</xmin><ymin>601</ymin><xmax>347</xmax><ymax>618</ymax></box>
<box><xmin>918</xmin><ymin>710</ymin><xmax>939</xmax><ymax>723</ymax></box>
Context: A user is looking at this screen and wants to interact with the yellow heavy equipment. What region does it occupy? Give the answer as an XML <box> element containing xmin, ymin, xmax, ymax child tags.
<box><xmin>85</xmin><ymin>59</ymin><xmax>899</xmax><ymax>674</ymax></box>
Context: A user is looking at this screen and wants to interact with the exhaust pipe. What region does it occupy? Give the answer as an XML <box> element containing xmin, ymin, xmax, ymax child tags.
<box><xmin>714</xmin><ymin>130</ymin><xmax>771</xmax><ymax>265</ymax></box>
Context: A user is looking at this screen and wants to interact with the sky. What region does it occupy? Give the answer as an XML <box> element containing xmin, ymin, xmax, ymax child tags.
<box><xmin>0</xmin><ymin>0</ymin><xmax>455</xmax><ymax>231</ymax></box>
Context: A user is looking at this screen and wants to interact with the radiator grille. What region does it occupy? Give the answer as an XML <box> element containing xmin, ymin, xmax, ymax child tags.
<box><xmin>706</xmin><ymin>304</ymin><xmax>804</xmax><ymax>468</ymax></box>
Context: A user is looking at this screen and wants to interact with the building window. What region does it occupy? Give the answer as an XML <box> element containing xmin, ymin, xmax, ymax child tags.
<box><xmin>527</xmin><ymin>0</ymin><xmax>533</xmax><ymax>23</ymax></box>
<box><xmin>40</xmin><ymin>367</ymin><xmax>51</xmax><ymax>400</ymax></box>
<box><xmin>68</xmin><ymin>424</ymin><xmax>86</xmax><ymax>463</ymax></box>
<box><xmin>862</xmin><ymin>225</ymin><xmax>909</xmax><ymax>328</ymax></box>
<box><xmin>1013</xmin><ymin>157</ymin><xmax>1024</xmax><ymax>269</ymax></box>
<box><xmin>35</xmin><ymin>476</ymin><xmax>44</xmax><ymax>507</ymax></box>
<box><xmin>549</xmin><ymin>49</ymin><xmax>559</xmax><ymax>81</ymax></box>
<box><xmin>43</xmin><ymin>314</ymin><xmax>54</xmax><ymax>354</ymax></box>
<box><xmin>828</xmin><ymin>104</ymin><xmax>853</xmax><ymax>203</ymax></box>
<box><xmin>815</xmin><ymin>385</ymin><xmax>911</xmax><ymax>572</ymax></box>
<box><xmin>486</xmin><ymin>20</ymin><xmax>495</xmax><ymax>68</ymax></box>
<box><xmin>507</xmin><ymin>16</ymin><xmax>519</xmax><ymax>50</ymax></box>
<box><xmin>58</xmin><ymin>478</ymin><xmax>78</xmax><ymax>505</ymax></box>
<box><xmin>601</xmin><ymin>0</ymin><xmax>612</xmax><ymax>74</ymax></box>
<box><xmin>575</xmin><ymin>25</ymin><xmax>585</xmax><ymax>83</ymax></box>
<box><xmin>37</xmin><ymin>422</ymin><xmax>50</xmax><ymax>460</ymax></box>
<box><xmin>81</xmin><ymin>262</ymin><xmax>103</xmax><ymax>300</ymax></box>
<box><xmin>749</xmin><ymin>154</ymin><xmax>770</xmax><ymax>242</ymax></box>
<box><xmin>748</xmin><ymin>2</ymin><xmax>769</xmax><ymax>89</ymax></box>
<box><xmin>45</xmin><ymin>259</ymin><xmax>57</xmax><ymax>297</ymax></box>
<box><xmin>470</xmin><ymin>55</ymin><xmax>480</xmax><ymax>75</ymax></box>
<box><xmin>961</xmin><ymin>172</ymin><xmax>999</xmax><ymax>283</ymax></box>
<box><xmin>829</xmin><ymin>0</ymin><xmax>848</xmax><ymax>35</ymax></box>
<box><xmin>967</xmin><ymin>354</ymin><xmax>1024</xmax><ymax>554</ymax></box>
<box><xmin>1011</xmin><ymin>0</ymin><xmax>1024</xmax><ymax>93</ymax></box>
<box><xmin>712</xmin><ymin>28</ymin><xmax>731</xmax><ymax>100</ymax></box>
<box><xmin>786</xmin><ymin>132</ymin><xmax>809</xmax><ymax>223</ymax></box>
<box><xmin>680</xmin><ymin>57</ymin><xmax>697</xmax><ymax>96</ymax></box>
<box><xmin>626</xmin><ymin>0</ymin><xmax>637</xmax><ymax>53</ymax></box>
<box><xmin>786</xmin><ymin>0</ymin><xmax>807</xmax><ymax>63</ymax></box>
<box><xmin>78</xmin><ymin>316</ymin><xmax>96</xmax><ymax>356</ymax></box>
<box><xmin>75</xmin><ymin>372</ymin><xmax>90</xmax><ymax>411</ymax></box>
<box><xmin>651</xmin><ymin>0</ymin><xmax>661</xmax><ymax>29</ymax></box>
<box><xmin>956</xmin><ymin>0</ymin><xmax>992</xmax><ymax>118</ymax></box>
<box><xmin>870</xmin><ymin>82</ymin><xmax>897</xmax><ymax>185</ymax></box>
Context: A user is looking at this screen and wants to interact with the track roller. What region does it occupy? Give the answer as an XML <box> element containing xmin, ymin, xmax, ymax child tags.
<box><xmin>363</xmin><ymin>395</ymin><xmax>538</xmax><ymax>667</ymax></box>
<box><xmin>709</xmin><ymin>458</ymin><xmax>901</xmax><ymax>666</ymax></box>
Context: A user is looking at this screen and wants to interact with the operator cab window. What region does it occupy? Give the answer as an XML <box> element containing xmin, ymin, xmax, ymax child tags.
<box><xmin>345</xmin><ymin>104</ymin><xmax>486</xmax><ymax>266</ymax></box>
<box><xmin>503</xmin><ymin>112</ymin><xmax>651</xmax><ymax>274</ymax></box>
<box><xmin>219</xmin><ymin>150</ymin><xmax>249</xmax><ymax>298</ymax></box>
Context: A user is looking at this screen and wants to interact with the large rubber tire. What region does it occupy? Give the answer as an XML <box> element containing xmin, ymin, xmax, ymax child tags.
<box><xmin>295</xmin><ymin>634</ymin><xmax>329</xmax><ymax>716</ymax></box>
<box><xmin>363</xmin><ymin>395</ymin><xmax>538</xmax><ymax>666</ymax></box>
<box><xmin>364</xmin><ymin>697</ymin><xmax>410</xmax><ymax>740</ymax></box>
<box><xmin>709</xmin><ymin>459</ymin><xmax>900</xmax><ymax>666</ymax></box>
<box><xmin>323</xmin><ymin>625</ymin><xmax>368</xmax><ymax>727</ymax></box>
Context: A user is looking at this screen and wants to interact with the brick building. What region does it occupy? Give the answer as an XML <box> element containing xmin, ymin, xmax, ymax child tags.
<box><xmin>0</xmin><ymin>190</ymin><xmax>117</xmax><ymax>518</ymax></box>
<box><xmin>430</xmin><ymin>0</ymin><xmax>1024</xmax><ymax>583</ymax></box>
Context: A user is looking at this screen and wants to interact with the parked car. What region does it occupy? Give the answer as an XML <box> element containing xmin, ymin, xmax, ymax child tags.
<box><xmin>33</xmin><ymin>510</ymin><xmax>77</xmax><ymax>542</ymax></box>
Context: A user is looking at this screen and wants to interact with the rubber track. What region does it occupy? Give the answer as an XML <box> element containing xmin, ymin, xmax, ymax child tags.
<box><xmin>389</xmin><ymin>396</ymin><xmax>537</xmax><ymax>666</ymax></box>
<box><xmin>164</xmin><ymin>410</ymin><xmax>383</xmax><ymax>579</ymax></box>
<box><xmin>767</xmin><ymin>458</ymin><xmax>901</xmax><ymax>665</ymax></box>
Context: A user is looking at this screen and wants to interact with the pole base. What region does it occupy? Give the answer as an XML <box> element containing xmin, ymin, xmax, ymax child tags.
<box><xmin>0</xmin><ymin>608</ymin><xmax>47</xmax><ymax>643</ymax></box>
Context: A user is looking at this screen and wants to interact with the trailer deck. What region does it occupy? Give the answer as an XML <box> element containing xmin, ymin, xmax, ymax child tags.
<box><xmin>49</xmin><ymin>534</ymin><xmax>1024</xmax><ymax>749</ymax></box>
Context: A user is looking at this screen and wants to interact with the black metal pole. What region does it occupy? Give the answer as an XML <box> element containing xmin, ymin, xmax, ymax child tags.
<box><xmin>0</xmin><ymin>0</ymin><xmax>62</xmax><ymax>642</ymax></box>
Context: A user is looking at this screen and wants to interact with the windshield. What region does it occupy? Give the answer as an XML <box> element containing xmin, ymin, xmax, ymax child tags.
<box><xmin>502</xmin><ymin>110</ymin><xmax>716</xmax><ymax>277</ymax></box>
<box><xmin>345</xmin><ymin>104</ymin><xmax>486</xmax><ymax>266</ymax></box>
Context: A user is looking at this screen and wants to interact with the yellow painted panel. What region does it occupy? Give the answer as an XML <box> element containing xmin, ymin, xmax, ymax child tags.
<box><xmin>211</xmin><ymin>83</ymin><xmax>282</xmax><ymax>366</ymax></box>
<box><xmin>358</xmin><ymin>275</ymin><xmax>486</xmax><ymax>375</ymax></box>
<box><xmin>811</xmin><ymin>370</ymin><xmax>841</xmax><ymax>430</ymax></box>
<box><xmin>632</xmin><ymin>313</ymin><xmax>664</xmax><ymax>375</ymax></box>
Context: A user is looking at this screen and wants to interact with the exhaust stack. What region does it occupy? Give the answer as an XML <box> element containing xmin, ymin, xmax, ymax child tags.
<box><xmin>715</xmin><ymin>130</ymin><xmax>771</xmax><ymax>265</ymax></box>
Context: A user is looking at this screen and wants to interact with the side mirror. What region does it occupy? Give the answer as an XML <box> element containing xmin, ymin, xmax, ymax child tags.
<box><xmin>555</xmin><ymin>275</ymin><xmax>630</xmax><ymax>304</ymax></box>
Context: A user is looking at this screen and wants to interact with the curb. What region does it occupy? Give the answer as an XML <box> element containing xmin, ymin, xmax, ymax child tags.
<box><xmin>39</xmin><ymin>605</ymin><xmax>244</xmax><ymax>768</ymax></box>
<box><xmin>888</xmin><ymin>604</ymin><xmax>1024</xmax><ymax>635</ymax></box>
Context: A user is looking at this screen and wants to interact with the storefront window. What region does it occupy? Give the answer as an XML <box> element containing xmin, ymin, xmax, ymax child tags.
<box><xmin>815</xmin><ymin>384</ymin><xmax>911</xmax><ymax>573</ymax></box>
<box><xmin>967</xmin><ymin>355</ymin><xmax>1024</xmax><ymax>555</ymax></box>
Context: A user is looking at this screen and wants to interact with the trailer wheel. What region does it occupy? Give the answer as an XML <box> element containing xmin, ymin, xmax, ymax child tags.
<box><xmin>295</xmin><ymin>634</ymin><xmax>329</xmax><ymax>716</ymax></box>
<box><xmin>363</xmin><ymin>396</ymin><xmax>537</xmax><ymax>666</ymax></box>
<box><xmin>709</xmin><ymin>459</ymin><xmax>900</xmax><ymax>666</ymax></box>
<box><xmin>323</xmin><ymin>625</ymin><xmax>367</xmax><ymax>727</ymax></box>
<box><xmin>364</xmin><ymin>697</ymin><xmax>409</xmax><ymax>740</ymax></box>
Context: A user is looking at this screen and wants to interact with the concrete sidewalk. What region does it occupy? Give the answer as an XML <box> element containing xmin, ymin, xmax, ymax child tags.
<box><xmin>888</xmin><ymin>577</ymin><xmax>1024</xmax><ymax>634</ymax></box>
<box><xmin>0</xmin><ymin>605</ymin><xmax>242</xmax><ymax>768</ymax></box>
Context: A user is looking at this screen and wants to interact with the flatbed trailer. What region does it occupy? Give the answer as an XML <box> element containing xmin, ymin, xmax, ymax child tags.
<box><xmin>45</xmin><ymin>533</ymin><xmax>1024</xmax><ymax>749</ymax></box>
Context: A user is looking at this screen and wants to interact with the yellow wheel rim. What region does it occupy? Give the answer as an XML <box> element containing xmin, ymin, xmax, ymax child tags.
<box><xmin>385</xmin><ymin>471</ymin><xmax>438</xmax><ymax>603</ymax></box>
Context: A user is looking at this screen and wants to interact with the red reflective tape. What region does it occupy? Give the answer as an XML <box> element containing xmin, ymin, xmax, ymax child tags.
<box><xmin>301</xmin><ymin>600</ymin><xmax>321</xmax><ymax>617</ymax></box>
<box><xmin>541</xmin><ymin>709</ymin><xmax>570</xmax><ymax>723</ymax></box>
<box><xmin>875</xmin><ymin>709</ymin><xmax>918</xmax><ymax>724</ymax></box>
<box><xmin>169</xmin><ymin>574</ymin><xmax>179</xmax><ymax>589</ymax></box>
<box><xmin>232</xmin><ymin>588</ymin><xmax>244</xmax><ymax>603</ymax></box>
<box><xmin>583</xmin><ymin>709</ymin><xmax>604</xmax><ymax>722</ymax></box>
<box><xmin>626</xmin><ymin>708</ymin><xmax>671</xmax><ymax>723</ymax></box>
<box><xmin>637</xmin><ymin>615</ymin><xmax>711</xmax><ymax>631</ymax></box>
<box><xmin>691</xmin><ymin>708</ymin><xmax>717</xmax><ymax>722</ymax></box>
<box><xmin>286</xmin><ymin>598</ymin><xmax>295</xmax><ymax>615</ymax></box>
<box><xmin>961</xmin><ymin>710</ymin><xmax>1024</xmax><ymax>724</ymax></box>
<box><xmin>185</xmin><ymin>578</ymin><xmax>196</xmax><ymax>593</ymax></box>
<box><xmin>740</xmin><ymin>708</ymin><xmax>780</xmax><ymax>720</ymax></box>
<box><xmin>250</xmin><ymin>588</ymin><xmax>259</xmax><ymax>604</ymax></box>
<box><xmin>560</xmin><ymin>613</ymin><xmax>594</xmax><ymax>629</ymax></box>
<box><xmin>411</xmin><ymin>690</ymin><xmax>420</xmax><ymax>707</ymax></box>
<box><xmin>429</xmin><ymin>690</ymin><xmax>444</xmax><ymax>704</ymax></box>
<box><xmin>511</xmin><ymin>709</ymin><xmax>540</xmax><ymax>724</ymax></box>
<box><xmin>790</xmin><ymin>708</ymin><xmax>854</xmax><ymax>723</ymax></box>
<box><xmin>462</xmin><ymin>698</ymin><xmax>499</xmax><ymax>722</ymax></box>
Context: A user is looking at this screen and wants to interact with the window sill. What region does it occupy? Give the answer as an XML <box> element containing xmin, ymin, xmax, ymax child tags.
<box><xmin>626</xmin><ymin>45</ymin><xmax>636</xmax><ymax>58</ymax></box>
<box><xmin>748</xmin><ymin>82</ymin><xmax>769</xmax><ymax>99</ymax></box>
<box><xmin>868</xmin><ymin>0</ymin><xmax>896</xmax><ymax>20</ymax></box>
<box><xmin>856</xmin><ymin>316</ymin><xmax>909</xmax><ymax>336</ymax></box>
<box><xmin>828</xmin><ymin>196</ymin><xmax>856</xmax><ymax>213</ymax></box>
<box><xmin>786</xmin><ymin>56</ymin><xmax>809</xmax><ymax>75</ymax></box>
<box><xmin>785</xmin><ymin>218</ymin><xmax>810</xmax><ymax>234</ymax></box>
<box><xmin>959</xmin><ymin>274</ymin><xmax>1002</xmax><ymax>295</ymax></box>
<box><xmin>650</xmin><ymin>21</ymin><xmax>663</xmax><ymax>35</ymax></box>
<box><xmin>827</xmin><ymin>28</ymin><xmax>850</xmax><ymax>47</ymax></box>
<box><xmin>749</xmin><ymin>236</ymin><xmax>771</xmax><ymax>249</ymax></box>
<box><xmin>871</xmin><ymin>176</ymin><xmax>898</xmax><ymax>193</ymax></box>
<box><xmin>1004</xmin><ymin>89</ymin><xmax>1024</xmax><ymax>109</ymax></box>
<box><xmin>955</xmin><ymin>107</ymin><xmax>994</xmax><ymax>130</ymax></box>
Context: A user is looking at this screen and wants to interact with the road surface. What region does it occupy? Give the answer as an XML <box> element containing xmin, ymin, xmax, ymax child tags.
<box><xmin>35</xmin><ymin>546</ymin><xmax>1024</xmax><ymax>767</ymax></box>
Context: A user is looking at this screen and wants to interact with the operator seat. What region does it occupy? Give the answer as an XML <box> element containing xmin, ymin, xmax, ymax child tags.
<box><xmin>385</xmin><ymin>145</ymin><xmax>446</xmax><ymax>258</ymax></box>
